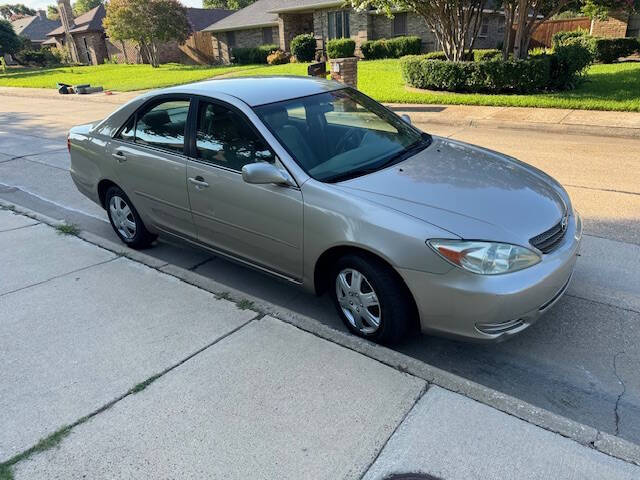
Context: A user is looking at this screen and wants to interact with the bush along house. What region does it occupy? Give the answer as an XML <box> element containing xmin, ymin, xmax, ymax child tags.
<box><xmin>203</xmin><ymin>0</ymin><xmax>507</xmax><ymax>63</ymax></box>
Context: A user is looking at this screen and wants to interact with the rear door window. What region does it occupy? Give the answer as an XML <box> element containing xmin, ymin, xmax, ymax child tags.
<box><xmin>116</xmin><ymin>99</ymin><xmax>190</xmax><ymax>154</ymax></box>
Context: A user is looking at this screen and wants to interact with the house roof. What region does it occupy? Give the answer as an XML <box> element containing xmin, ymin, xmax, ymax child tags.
<box><xmin>186</xmin><ymin>8</ymin><xmax>234</xmax><ymax>32</ymax></box>
<box><xmin>11</xmin><ymin>13</ymin><xmax>61</xmax><ymax>43</ymax></box>
<box><xmin>203</xmin><ymin>0</ymin><xmax>282</xmax><ymax>32</ymax></box>
<box><xmin>47</xmin><ymin>4</ymin><xmax>106</xmax><ymax>36</ymax></box>
<box><xmin>267</xmin><ymin>0</ymin><xmax>342</xmax><ymax>14</ymax></box>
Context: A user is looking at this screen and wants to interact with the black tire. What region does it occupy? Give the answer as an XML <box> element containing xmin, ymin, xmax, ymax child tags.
<box><xmin>330</xmin><ymin>253</ymin><xmax>414</xmax><ymax>344</ymax></box>
<box><xmin>105</xmin><ymin>186</ymin><xmax>156</xmax><ymax>249</ymax></box>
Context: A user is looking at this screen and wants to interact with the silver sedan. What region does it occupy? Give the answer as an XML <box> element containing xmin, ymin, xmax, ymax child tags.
<box><xmin>68</xmin><ymin>76</ymin><xmax>582</xmax><ymax>344</ymax></box>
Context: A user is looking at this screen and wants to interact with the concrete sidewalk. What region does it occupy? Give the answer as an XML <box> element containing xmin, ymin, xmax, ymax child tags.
<box><xmin>2</xmin><ymin>86</ymin><xmax>640</xmax><ymax>138</ymax></box>
<box><xmin>2</xmin><ymin>207</ymin><xmax>640</xmax><ymax>479</ymax></box>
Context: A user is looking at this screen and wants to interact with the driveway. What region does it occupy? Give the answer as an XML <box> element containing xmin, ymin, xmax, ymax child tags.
<box><xmin>1</xmin><ymin>91</ymin><xmax>639</xmax><ymax>445</ymax></box>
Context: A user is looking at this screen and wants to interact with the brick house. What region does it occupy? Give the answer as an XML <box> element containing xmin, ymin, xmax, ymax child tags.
<box><xmin>204</xmin><ymin>0</ymin><xmax>506</xmax><ymax>63</ymax></box>
<box><xmin>43</xmin><ymin>0</ymin><xmax>233</xmax><ymax>66</ymax></box>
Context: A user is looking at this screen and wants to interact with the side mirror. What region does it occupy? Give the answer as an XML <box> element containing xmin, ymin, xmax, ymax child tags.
<box><xmin>401</xmin><ymin>114</ymin><xmax>412</xmax><ymax>125</ymax></box>
<box><xmin>242</xmin><ymin>162</ymin><xmax>293</xmax><ymax>186</ymax></box>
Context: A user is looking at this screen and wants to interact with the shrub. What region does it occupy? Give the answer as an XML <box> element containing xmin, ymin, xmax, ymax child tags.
<box><xmin>231</xmin><ymin>44</ymin><xmax>277</xmax><ymax>64</ymax></box>
<box><xmin>360</xmin><ymin>36</ymin><xmax>421</xmax><ymax>59</ymax></box>
<box><xmin>290</xmin><ymin>33</ymin><xmax>316</xmax><ymax>62</ymax></box>
<box><xmin>549</xmin><ymin>37</ymin><xmax>595</xmax><ymax>89</ymax></box>
<box><xmin>15</xmin><ymin>49</ymin><xmax>60</xmax><ymax>66</ymax></box>
<box><xmin>422</xmin><ymin>50</ymin><xmax>448</xmax><ymax>60</ymax></box>
<box><xmin>327</xmin><ymin>38</ymin><xmax>355</xmax><ymax>58</ymax></box>
<box><xmin>551</xmin><ymin>28</ymin><xmax>589</xmax><ymax>49</ymax></box>
<box><xmin>401</xmin><ymin>38</ymin><xmax>593</xmax><ymax>94</ymax></box>
<box><xmin>472</xmin><ymin>49</ymin><xmax>501</xmax><ymax>61</ymax></box>
<box><xmin>267</xmin><ymin>49</ymin><xmax>290</xmax><ymax>65</ymax></box>
<box><xmin>593</xmin><ymin>37</ymin><xmax>640</xmax><ymax>63</ymax></box>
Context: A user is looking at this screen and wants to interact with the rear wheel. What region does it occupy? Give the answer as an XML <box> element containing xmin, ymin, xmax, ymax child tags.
<box><xmin>105</xmin><ymin>186</ymin><xmax>156</xmax><ymax>249</ymax></box>
<box><xmin>330</xmin><ymin>254</ymin><xmax>413</xmax><ymax>344</ymax></box>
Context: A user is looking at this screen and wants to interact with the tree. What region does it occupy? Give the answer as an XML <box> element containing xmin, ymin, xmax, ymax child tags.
<box><xmin>47</xmin><ymin>5</ymin><xmax>59</xmax><ymax>20</ymax></box>
<box><xmin>349</xmin><ymin>0</ymin><xmax>487</xmax><ymax>61</ymax></box>
<box><xmin>0</xmin><ymin>3</ymin><xmax>36</xmax><ymax>19</ymax></box>
<box><xmin>73</xmin><ymin>0</ymin><xmax>103</xmax><ymax>16</ymax></box>
<box><xmin>0</xmin><ymin>18</ymin><xmax>20</xmax><ymax>56</ymax></box>
<box><xmin>104</xmin><ymin>0</ymin><xmax>190</xmax><ymax>67</ymax></box>
<box><xmin>203</xmin><ymin>0</ymin><xmax>256</xmax><ymax>10</ymax></box>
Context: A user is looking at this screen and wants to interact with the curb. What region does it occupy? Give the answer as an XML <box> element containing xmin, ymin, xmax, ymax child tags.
<box><xmin>387</xmin><ymin>108</ymin><xmax>640</xmax><ymax>140</ymax></box>
<box><xmin>3</xmin><ymin>198</ymin><xmax>640</xmax><ymax>467</ymax></box>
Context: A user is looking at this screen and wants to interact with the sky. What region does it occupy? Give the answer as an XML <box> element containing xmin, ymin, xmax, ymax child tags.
<box><xmin>20</xmin><ymin>0</ymin><xmax>204</xmax><ymax>11</ymax></box>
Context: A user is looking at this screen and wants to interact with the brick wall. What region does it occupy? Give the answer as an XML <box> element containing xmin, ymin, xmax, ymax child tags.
<box><xmin>212</xmin><ymin>26</ymin><xmax>279</xmax><ymax>64</ymax></box>
<box><xmin>473</xmin><ymin>13</ymin><xmax>504</xmax><ymax>49</ymax></box>
<box><xmin>278</xmin><ymin>13</ymin><xmax>313</xmax><ymax>51</ymax></box>
<box><xmin>590</xmin><ymin>11</ymin><xmax>629</xmax><ymax>37</ymax></box>
<box><xmin>370</xmin><ymin>12</ymin><xmax>437</xmax><ymax>51</ymax></box>
<box><xmin>107</xmin><ymin>39</ymin><xmax>147</xmax><ymax>64</ymax></box>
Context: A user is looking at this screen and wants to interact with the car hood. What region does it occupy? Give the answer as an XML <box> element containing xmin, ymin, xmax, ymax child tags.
<box><xmin>335</xmin><ymin>136</ymin><xmax>566</xmax><ymax>245</ymax></box>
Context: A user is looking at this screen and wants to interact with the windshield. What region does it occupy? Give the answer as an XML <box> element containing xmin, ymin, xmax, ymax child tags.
<box><xmin>254</xmin><ymin>88</ymin><xmax>429</xmax><ymax>182</ymax></box>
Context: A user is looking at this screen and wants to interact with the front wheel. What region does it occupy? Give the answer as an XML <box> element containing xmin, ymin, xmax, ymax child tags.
<box><xmin>330</xmin><ymin>254</ymin><xmax>414</xmax><ymax>344</ymax></box>
<box><xmin>105</xmin><ymin>186</ymin><xmax>156</xmax><ymax>249</ymax></box>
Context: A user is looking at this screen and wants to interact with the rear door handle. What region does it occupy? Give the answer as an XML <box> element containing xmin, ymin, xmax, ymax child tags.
<box><xmin>188</xmin><ymin>176</ymin><xmax>209</xmax><ymax>188</ymax></box>
<box><xmin>112</xmin><ymin>151</ymin><xmax>127</xmax><ymax>163</ymax></box>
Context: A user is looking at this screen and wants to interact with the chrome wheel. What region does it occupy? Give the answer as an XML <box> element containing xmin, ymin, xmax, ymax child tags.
<box><xmin>335</xmin><ymin>268</ymin><xmax>381</xmax><ymax>334</ymax></box>
<box><xmin>109</xmin><ymin>195</ymin><xmax>136</xmax><ymax>240</ymax></box>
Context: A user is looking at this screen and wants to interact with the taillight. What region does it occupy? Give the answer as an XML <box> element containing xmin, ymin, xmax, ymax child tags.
<box><xmin>67</xmin><ymin>136</ymin><xmax>71</xmax><ymax>153</ymax></box>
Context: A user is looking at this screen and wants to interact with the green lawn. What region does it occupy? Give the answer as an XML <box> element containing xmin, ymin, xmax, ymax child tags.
<box><xmin>0</xmin><ymin>63</ymin><xmax>249</xmax><ymax>91</ymax></box>
<box><xmin>1</xmin><ymin>59</ymin><xmax>639</xmax><ymax>111</ymax></box>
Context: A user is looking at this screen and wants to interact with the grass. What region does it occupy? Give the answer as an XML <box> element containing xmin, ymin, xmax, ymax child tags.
<box><xmin>55</xmin><ymin>223</ymin><xmax>80</xmax><ymax>236</ymax></box>
<box><xmin>0</xmin><ymin>63</ymin><xmax>249</xmax><ymax>91</ymax></box>
<box><xmin>1</xmin><ymin>59</ymin><xmax>639</xmax><ymax>111</ymax></box>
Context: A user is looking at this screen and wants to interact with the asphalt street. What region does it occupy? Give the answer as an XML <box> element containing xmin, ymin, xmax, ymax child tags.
<box><xmin>1</xmin><ymin>93</ymin><xmax>639</xmax><ymax>445</ymax></box>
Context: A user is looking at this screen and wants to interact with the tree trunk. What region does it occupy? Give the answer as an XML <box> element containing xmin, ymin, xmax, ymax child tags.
<box><xmin>512</xmin><ymin>0</ymin><xmax>528</xmax><ymax>59</ymax></box>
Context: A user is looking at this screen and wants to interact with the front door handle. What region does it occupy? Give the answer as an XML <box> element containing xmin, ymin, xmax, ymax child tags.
<box><xmin>112</xmin><ymin>151</ymin><xmax>127</xmax><ymax>163</ymax></box>
<box><xmin>188</xmin><ymin>176</ymin><xmax>209</xmax><ymax>188</ymax></box>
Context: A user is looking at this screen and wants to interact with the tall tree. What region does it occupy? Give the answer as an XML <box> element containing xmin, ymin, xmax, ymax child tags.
<box><xmin>349</xmin><ymin>0</ymin><xmax>486</xmax><ymax>61</ymax></box>
<box><xmin>0</xmin><ymin>18</ymin><xmax>20</xmax><ymax>55</ymax></box>
<box><xmin>73</xmin><ymin>0</ymin><xmax>103</xmax><ymax>16</ymax></box>
<box><xmin>104</xmin><ymin>0</ymin><xmax>190</xmax><ymax>67</ymax></box>
<box><xmin>203</xmin><ymin>0</ymin><xmax>256</xmax><ymax>10</ymax></box>
<box><xmin>0</xmin><ymin>3</ymin><xmax>36</xmax><ymax>19</ymax></box>
<box><xmin>47</xmin><ymin>4</ymin><xmax>59</xmax><ymax>20</ymax></box>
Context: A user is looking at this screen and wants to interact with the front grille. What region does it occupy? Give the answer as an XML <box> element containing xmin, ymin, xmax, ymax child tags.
<box><xmin>530</xmin><ymin>216</ymin><xmax>568</xmax><ymax>254</ymax></box>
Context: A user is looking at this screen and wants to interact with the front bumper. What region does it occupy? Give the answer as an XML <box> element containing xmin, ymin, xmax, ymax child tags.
<box><xmin>399</xmin><ymin>212</ymin><xmax>583</xmax><ymax>342</ymax></box>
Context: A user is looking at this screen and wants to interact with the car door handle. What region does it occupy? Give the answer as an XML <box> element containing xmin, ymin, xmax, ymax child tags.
<box><xmin>112</xmin><ymin>151</ymin><xmax>127</xmax><ymax>163</ymax></box>
<box><xmin>188</xmin><ymin>176</ymin><xmax>209</xmax><ymax>188</ymax></box>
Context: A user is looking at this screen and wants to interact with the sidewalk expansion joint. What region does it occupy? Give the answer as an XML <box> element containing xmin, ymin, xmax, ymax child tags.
<box><xmin>0</xmin><ymin>257</ymin><xmax>118</xmax><ymax>298</ymax></box>
<box><xmin>0</xmin><ymin>316</ymin><xmax>259</xmax><ymax>477</ymax></box>
<box><xmin>358</xmin><ymin>384</ymin><xmax>429</xmax><ymax>479</ymax></box>
<box><xmin>0</xmin><ymin>222</ymin><xmax>40</xmax><ymax>234</ymax></box>
<box><xmin>613</xmin><ymin>351</ymin><xmax>627</xmax><ymax>437</ymax></box>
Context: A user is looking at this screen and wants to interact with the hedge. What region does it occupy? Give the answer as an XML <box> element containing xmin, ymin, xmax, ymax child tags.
<box><xmin>360</xmin><ymin>36</ymin><xmax>421</xmax><ymax>59</ymax></box>
<box><xmin>593</xmin><ymin>37</ymin><xmax>640</xmax><ymax>63</ymax></box>
<box><xmin>401</xmin><ymin>41</ymin><xmax>593</xmax><ymax>93</ymax></box>
<box><xmin>231</xmin><ymin>44</ymin><xmax>277</xmax><ymax>64</ymax></box>
<box><xmin>419</xmin><ymin>49</ymin><xmax>501</xmax><ymax>62</ymax></box>
<box><xmin>552</xmin><ymin>28</ymin><xmax>640</xmax><ymax>63</ymax></box>
<box><xmin>291</xmin><ymin>33</ymin><xmax>316</xmax><ymax>62</ymax></box>
<box><xmin>327</xmin><ymin>38</ymin><xmax>355</xmax><ymax>58</ymax></box>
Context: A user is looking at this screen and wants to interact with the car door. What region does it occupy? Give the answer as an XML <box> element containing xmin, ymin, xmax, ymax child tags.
<box><xmin>111</xmin><ymin>96</ymin><xmax>196</xmax><ymax>239</ymax></box>
<box><xmin>185</xmin><ymin>98</ymin><xmax>303</xmax><ymax>281</ymax></box>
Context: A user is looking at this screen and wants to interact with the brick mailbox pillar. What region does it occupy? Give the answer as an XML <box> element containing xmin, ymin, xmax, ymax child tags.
<box><xmin>329</xmin><ymin>57</ymin><xmax>358</xmax><ymax>88</ymax></box>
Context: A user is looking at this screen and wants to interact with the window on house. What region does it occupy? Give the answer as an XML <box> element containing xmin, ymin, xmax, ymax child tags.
<box><xmin>327</xmin><ymin>10</ymin><xmax>350</xmax><ymax>40</ymax></box>
<box><xmin>262</xmin><ymin>27</ymin><xmax>273</xmax><ymax>45</ymax></box>
<box><xmin>227</xmin><ymin>31</ymin><xmax>236</xmax><ymax>48</ymax></box>
<box><xmin>479</xmin><ymin>17</ymin><xmax>489</xmax><ymax>38</ymax></box>
<box><xmin>393</xmin><ymin>12</ymin><xmax>407</xmax><ymax>36</ymax></box>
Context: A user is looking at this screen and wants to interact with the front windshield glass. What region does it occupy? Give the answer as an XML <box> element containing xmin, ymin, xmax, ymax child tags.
<box><xmin>254</xmin><ymin>88</ymin><xmax>429</xmax><ymax>182</ymax></box>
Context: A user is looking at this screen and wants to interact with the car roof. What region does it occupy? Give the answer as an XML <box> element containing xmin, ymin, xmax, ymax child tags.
<box><xmin>158</xmin><ymin>76</ymin><xmax>346</xmax><ymax>107</ymax></box>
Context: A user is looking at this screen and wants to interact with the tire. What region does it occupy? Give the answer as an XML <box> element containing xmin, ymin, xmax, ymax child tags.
<box><xmin>105</xmin><ymin>186</ymin><xmax>156</xmax><ymax>249</ymax></box>
<box><xmin>330</xmin><ymin>253</ymin><xmax>414</xmax><ymax>344</ymax></box>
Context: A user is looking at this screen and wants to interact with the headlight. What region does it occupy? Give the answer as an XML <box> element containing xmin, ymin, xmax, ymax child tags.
<box><xmin>428</xmin><ymin>240</ymin><xmax>541</xmax><ymax>275</ymax></box>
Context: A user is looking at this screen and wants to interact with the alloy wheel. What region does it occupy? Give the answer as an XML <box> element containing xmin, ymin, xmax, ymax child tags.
<box><xmin>109</xmin><ymin>195</ymin><xmax>136</xmax><ymax>240</ymax></box>
<box><xmin>335</xmin><ymin>268</ymin><xmax>381</xmax><ymax>334</ymax></box>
